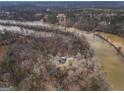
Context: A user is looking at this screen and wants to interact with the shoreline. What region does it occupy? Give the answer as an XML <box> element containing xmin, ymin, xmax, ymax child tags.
<box><xmin>94</xmin><ymin>33</ymin><xmax>124</xmax><ymax>58</ymax></box>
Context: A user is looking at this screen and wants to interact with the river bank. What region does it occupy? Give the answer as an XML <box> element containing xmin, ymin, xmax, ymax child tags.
<box><xmin>84</xmin><ymin>32</ymin><xmax>124</xmax><ymax>90</ymax></box>
<box><xmin>94</xmin><ymin>32</ymin><xmax>124</xmax><ymax>58</ymax></box>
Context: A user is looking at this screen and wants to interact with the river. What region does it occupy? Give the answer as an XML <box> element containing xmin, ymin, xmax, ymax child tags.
<box><xmin>84</xmin><ymin>32</ymin><xmax>124</xmax><ymax>90</ymax></box>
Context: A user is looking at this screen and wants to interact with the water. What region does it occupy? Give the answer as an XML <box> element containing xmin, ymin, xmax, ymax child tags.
<box><xmin>95</xmin><ymin>32</ymin><xmax>124</xmax><ymax>55</ymax></box>
<box><xmin>85</xmin><ymin>33</ymin><xmax>124</xmax><ymax>90</ymax></box>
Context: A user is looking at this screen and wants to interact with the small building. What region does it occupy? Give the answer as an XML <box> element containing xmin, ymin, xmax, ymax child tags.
<box><xmin>57</xmin><ymin>13</ymin><xmax>67</xmax><ymax>26</ymax></box>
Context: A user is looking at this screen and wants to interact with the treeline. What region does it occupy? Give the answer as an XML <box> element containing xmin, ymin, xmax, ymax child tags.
<box><xmin>0</xmin><ymin>6</ymin><xmax>59</xmax><ymax>22</ymax></box>
<box><xmin>1</xmin><ymin>6</ymin><xmax>124</xmax><ymax>37</ymax></box>
<box><xmin>63</xmin><ymin>9</ymin><xmax>124</xmax><ymax>37</ymax></box>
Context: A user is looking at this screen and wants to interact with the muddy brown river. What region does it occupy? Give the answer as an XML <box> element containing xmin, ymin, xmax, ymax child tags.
<box><xmin>84</xmin><ymin>32</ymin><xmax>124</xmax><ymax>90</ymax></box>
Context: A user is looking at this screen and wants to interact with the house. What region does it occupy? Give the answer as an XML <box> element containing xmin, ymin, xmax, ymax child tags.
<box><xmin>57</xmin><ymin>13</ymin><xmax>67</xmax><ymax>26</ymax></box>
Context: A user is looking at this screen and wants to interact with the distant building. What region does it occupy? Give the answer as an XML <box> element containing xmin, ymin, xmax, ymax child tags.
<box><xmin>57</xmin><ymin>13</ymin><xmax>67</xmax><ymax>26</ymax></box>
<box><xmin>46</xmin><ymin>8</ymin><xmax>51</xmax><ymax>12</ymax></box>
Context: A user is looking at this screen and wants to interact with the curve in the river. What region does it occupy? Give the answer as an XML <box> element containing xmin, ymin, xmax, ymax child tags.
<box><xmin>84</xmin><ymin>33</ymin><xmax>124</xmax><ymax>90</ymax></box>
